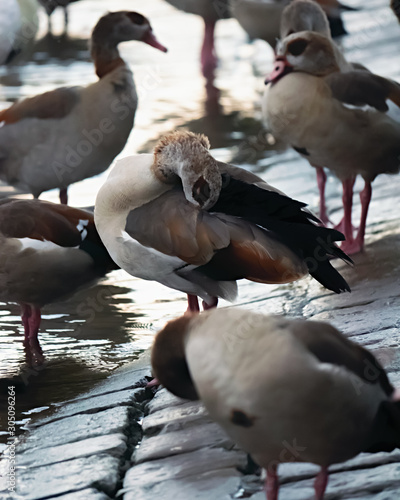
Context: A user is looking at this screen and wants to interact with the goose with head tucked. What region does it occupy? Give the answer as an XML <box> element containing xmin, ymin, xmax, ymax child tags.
<box><xmin>95</xmin><ymin>131</ymin><xmax>351</xmax><ymax>313</ymax></box>
<box><xmin>0</xmin><ymin>198</ymin><xmax>117</xmax><ymax>362</ymax></box>
<box><xmin>263</xmin><ymin>29</ymin><xmax>400</xmax><ymax>254</ymax></box>
<box><xmin>152</xmin><ymin>308</ymin><xmax>400</xmax><ymax>500</ymax></box>
<box><xmin>0</xmin><ymin>11</ymin><xmax>167</xmax><ymax>205</ymax></box>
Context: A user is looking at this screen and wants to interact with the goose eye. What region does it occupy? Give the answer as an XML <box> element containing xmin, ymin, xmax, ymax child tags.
<box><xmin>287</xmin><ymin>39</ymin><xmax>308</xmax><ymax>56</ymax></box>
<box><xmin>126</xmin><ymin>12</ymin><xmax>146</xmax><ymax>25</ymax></box>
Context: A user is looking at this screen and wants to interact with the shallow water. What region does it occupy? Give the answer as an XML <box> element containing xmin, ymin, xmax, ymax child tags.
<box><xmin>0</xmin><ymin>0</ymin><xmax>399</xmax><ymax>443</ymax></box>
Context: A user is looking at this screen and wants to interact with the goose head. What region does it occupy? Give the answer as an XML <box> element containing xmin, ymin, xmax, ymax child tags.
<box><xmin>266</xmin><ymin>31</ymin><xmax>340</xmax><ymax>84</ymax></box>
<box><xmin>153</xmin><ymin>131</ymin><xmax>222</xmax><ymax>210</ymax></box>
<box><xmin>91</xmin><ymin>11</ymin><xmax>167</xmax><ymax>54</ymax></box>
<box><xmin>280</xmin><ymin>0</ymin><xmax>330</xmax><ymax>39</ymax></box>
<box><xmin>151</xmin><ymin>314</ymin><xmax>199</xmax><ymax>401</ymax></box>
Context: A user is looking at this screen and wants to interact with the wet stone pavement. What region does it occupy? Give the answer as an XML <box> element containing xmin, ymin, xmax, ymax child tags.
<box><xmin>2</xmin><ymin>0</ymin><xmax>400</xmax><ymax>499</ymax></box>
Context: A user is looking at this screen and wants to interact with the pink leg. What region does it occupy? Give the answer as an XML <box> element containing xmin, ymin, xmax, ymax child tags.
<box><xmin>264</xmin><ymin>464</ymin><xmax>279</xmax><ymax>500</ymax></box>
<box><xmin>201</xmin><ymin>18</ymin><xmax>217</xmax><ymax>80</ymax></box>
<box><xmin>202</xmin><ymin>297</ymin><xmax>218</xmax><ymax>310</ymax></box>
<box><xmin>187</xmin><ymin>294</ymin><xmax>200</xmax><ymax>312</ymax></box>
<box><xmin>21</xmin><ymin>304</ymin><xmax>32</xmax><ymax>346</ymax></box>
<box><xmin>27</xmin><ymin>307</ymin><xmax>42</xmax><ymax>342</ymax></box>
<box><xmin>353</xmin><ymin>180</ymin><xmax>372</xmax><ymax>253</ymax></box>
<box><xmin>59</xmin><ymin>187</ymin><xmax>68</xmax><ymax>205</ymax></box>
<box><xmin>316</xmin><ymin>167</ymin><xmax>331</xmax><ymax>226</ymax></box>
<box><xmin>23</xmin><ymin>305</ymin><xmax>45</xmax><ymax>365</ymax></box>
<box><xmin>335</xmin><ymin>177</ymin><xmax>356</xmax><ymax>244</ymax></box>
<box><xmin>314</xmin><ymin>467</ymin><xmax>329</xmax><ymax>500</ymax></box>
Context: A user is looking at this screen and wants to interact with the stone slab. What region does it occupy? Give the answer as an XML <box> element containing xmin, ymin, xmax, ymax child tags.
<box><xmin>142</xmin><ymin>400</ymin><xmax>210</xmax><ymax>436</ymax></box>
<box><xmin>133</xmin><ymin>422</ymin><xmax>235</xmax><ymax>464</ymax></box>
<box><xmin>18</xmin><ymin>407</ymin><xmax>131</xmax><ymax>452</ymax></box>
<box><xmin>123</xmin><ymin>468</ymin><xmax>242</xmax><ymax>500</ymax></box>
<box><xmin>124</xmin><ymin>446</ymin><xmax>247</xmax><ymax>490</ymax></box>
<box><xmin>18</xmin><ymin>433</ymin><xmax>127</xmax><ymax>468</ymax></box>
<box><xmin>1</xmin><ymin>455</ymin><xmax>120</xmax><ymax>500</ymax></box>
<box><xmin>146</xmin><ymin>389</ymin><xmax>188</xmax><ymax>415</ymax></box>
<box><xmin>29</xmin><ymin>388</ymin><xmax>142</xmax><ymax>428</ymax></box>
<box><xmin>55</xmin><ymin>489</ymin><xmax>112</xmax><ymax>500</ymax></box>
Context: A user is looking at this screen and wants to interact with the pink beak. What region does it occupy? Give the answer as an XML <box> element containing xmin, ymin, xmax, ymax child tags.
<box><xmin>265</xmin><ymin>58</ymin><xmax>292</xmax><ymax>84</ymax></box>
<box><xmin>142</xmin><ymin>30</ymin><xmax>168</xmax><ymax>53</ymax></box>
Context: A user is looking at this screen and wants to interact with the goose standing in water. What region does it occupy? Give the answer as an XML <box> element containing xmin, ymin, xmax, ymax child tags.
<box><xmin>0</xmin><ymin>11</ymin><xmax>167</xmax><ymax>205</ymax></box>
<box><xmin>262</xmin><ymin>29</ymin><xmax>400</xmax><ymax>254</ymax></box>
<box><xmin>38</xmin><ymin>0</ymin><xmax>81</xmax><ymax>32</ymax></box>
<box><xmin>95</xmin><ymin>131</ymin><xmax>351</xmax><ymax>313</ymax></box>
<box><xmin>152</xmin><ymin>308</ymin><xmax>400</xmax><ymax>500</ymax></box>
<box><xmin>0</xmin><ymin>198</ymin><xmax>117</xmax><ymax>363</ymax></box>
<box><xmin>163</xmin><ymin>0</ymin><xmax>230</xmax><ymax>78</ymax></box>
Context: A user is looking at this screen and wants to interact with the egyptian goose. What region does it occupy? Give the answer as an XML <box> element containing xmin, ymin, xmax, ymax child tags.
<box><xmin>262</xmin><ymin>30</ymin><xmax>400</xmax><ymax>254</ymax></box>
<box><xmin>95</xmin><ymin>130</ymin><xmax>351</xmax><ymax>313</ymax></box>
<box><xmin>0</xmin><ymin>11</ymin><xmax>167</xmax><ymax>205</ymax></box>
<box><xmin>230</xmin><ymin>0</ymin><xmax>354</xmax><ymax>47</ymax></box>
<box><xmin>152</xmin><ymin>308</ymin><xmax>400</xmax><ymax>500</ymax></box>
<box><xmin>280</xmin><ymin>0</ymin><xmax>367</xmax><ymax>228</ymax></box>
<box><xmin>0</xmin><ymin>0</ymin><xmax>39</xmax><ymax>65</ymax></box>
<box><xmin>0</xmin><ymin>198</ymin><xmax>117</xmax><ymax>361</ymax></box>
<box><xmin>163</xmin><ymin>0</ymin><xmax>230</xmax><ymax>79</ymax></box>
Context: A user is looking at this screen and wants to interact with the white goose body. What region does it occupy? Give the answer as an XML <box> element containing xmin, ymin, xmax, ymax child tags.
<box><xmin>95</xmin><ymin>156</ymin><xmax>184</xmax><ymax>279</ymax></box>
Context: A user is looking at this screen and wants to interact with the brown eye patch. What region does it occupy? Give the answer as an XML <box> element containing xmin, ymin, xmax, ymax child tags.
<box><xmin>126</xmin><ymin>12</ymin><xmax>146</xmax><ymax>26</ymax></box>
<box><xmin>287</xmin><ymin>39</ymin><xmax>308</xmax><ymax>56</ymax></box>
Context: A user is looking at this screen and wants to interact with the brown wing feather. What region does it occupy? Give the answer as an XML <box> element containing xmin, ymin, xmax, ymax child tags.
<box><xmin>291</xmin><ymin>319</ymin><xmax>394</xmax><ymax>396</ymax></box>
<box><xmin>325</xmin><ymin>71</ymin><xmax>400</xmax><ymax>112</ymax></box>
<box><xmin>125</xmin><ymin>189</ymin><xmax>231</xmax><ymax>265</ymax></box>
<box><xmin>126</xmin><ymin>188</ymin><xmax>307</xmax><ymax>282</ymax></box>
<box><xmin>198</xmin><ymin>239</ymin><xmax>306</xmax><ymax>283</ymax></box>
<box><xmin>0</xmin><ymin>88</ymin><xmax>80</xmax><ymax>124</ymax></box>
<box><xmin>0</xmin><ymin>199</ymin><xmax>93</xmax><ymax>247</ymax></box>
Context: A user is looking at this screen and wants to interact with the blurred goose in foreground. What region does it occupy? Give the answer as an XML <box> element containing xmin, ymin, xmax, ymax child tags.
<box><xmin>152</xmin><ymin>308</ymin><xmax>400</xmax><ymax>499</ymax></box>
<box><xmin>263</xmin><ymin>30</ymin><xmax>400</xmax><ymax>254</ymax></box>
<box><xmin>95</xmin><ymin>131</ymin><xmax>351</xmax><ymax>313</ymax></box>
<box><xmin>0</xmin><ymin>11</ymin><xmax>167</xmax><ymax>205</ymax></box>
<box><xmin>0</xmin><ymin>198</ymin><xmax>117</xmax><ymax>362</ymax></box>
<box><xmin>231</xmin><ymin>0</ymin><xmax>355</xmax><ymax>46</ymax></box>
<box><xmin>164</xmin><ymin>0</ymin><xmax>230</xmax><ymax>78</ymax></box>
<box><xmin>0</xmin><ymin>0</ymin><xmax>39</xmax><ymax>65</ymax></box>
